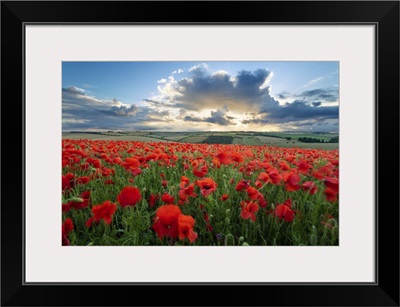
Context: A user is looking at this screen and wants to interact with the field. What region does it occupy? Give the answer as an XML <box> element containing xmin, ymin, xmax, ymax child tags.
<box><xmin>62</xmin><ymin>136</ymin><xmax>339</xmax><ymax>246</ymax></box>
<box><xmin>63</xmin><ymin>131</ymin><xmax>339</xmax><ymax>150</ymax></box>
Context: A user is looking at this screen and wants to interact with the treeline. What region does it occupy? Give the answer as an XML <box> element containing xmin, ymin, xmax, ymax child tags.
<box><xmin>298</xmin><ymin>136</ymin><xmax>339</xmax><ymax>143</ymax></box>
<box><xmin>202</xmin><ymin>135</ymin><xmax>233</xmax><ymax>144</ymax></box>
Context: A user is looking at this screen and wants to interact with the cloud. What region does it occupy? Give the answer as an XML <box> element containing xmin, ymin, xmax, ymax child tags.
<box><xmin>172</xmin><ymin>69</ymin><xmax>184</xmax><ymax>74</ymax></box>
<box><xmin>299</xmin><ymin>89</ymin><xmax>338</xmax><ymax>102</ymax></box>
<box><xmin>81</xmin><ymin>83</ymin><xmax>97</xmax><ymax>89</ymax></box>
<box><xmin>260</xmin><ymin>99</ymin><xmax>338</xmax><ymax>121</ymax></box>
<box><xmin>111</xmin><ymin>104</ymin><xmax>138</xmax><ymax>116</ymax></box>
<box><xmin>241</xmin><ymin>99</ymin><xmax>338</xmax><ymax>128</ymax></box>
<box><xmin>184</xmin><ymin>106</ymin><xmax>236</xmax><ymax>126</ymax></box>
<box><xmin>150</xmin><ymin>66</ymin><xmax>338</xmax><ymax>131</ymax></box>
<box><xmin>277</xmin><ymin>91</ymin><xmax>290</xmax><ymax>99</ymax></box>
<box><xmin>303</xmin><ymin>76</ymin><xmax>325</xmax><ymax>88</ymax></box>
<box><xmin>242</xmin><ymin>118</ymin><xmax>270</xmax><ymax>125</ymax></box>
<box><xmin>62</xmin><ymin>86</ymin><xmax>171</xmax><ymax>131</ymax></box>
<box><xmin>63</xmin><ymin>86</ymin><xmax>86</xmax><ymax>95</ymax></box>
<box><xmin>64</xmin><ymin>65</ymin><xmax>339</xmax><ymax>132</ymax></box>
<box><xmin>155</xmin><ymin>67</ymin><xmax>273</xmax><ymax>113</ymax></box>
<box><xmin>188</xmin><ymin>63</ymin><xmax>208</xmax><ymax>73</ymax></box>
<box><xmin>303</xmin><ymin>70</ymin><xmax>339</xmax><ymax>88</ymax></box>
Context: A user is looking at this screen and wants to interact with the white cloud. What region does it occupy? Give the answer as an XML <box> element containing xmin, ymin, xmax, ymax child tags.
<box><xmin>303</xmin><ymin>76</ymin><xmax>325</xmax><ymax>88</ymax></box>
<box><xmin>172</xmin><ymin>69</ymin><xmax>184</xmax><ymax>74</ymax></box>
<box><xmin>259</xmin><ymin>70</ymin><xmax>274</xmax><ymax>90</ymax></box>
<box><xmin>188</xmin><ymin>63</ymin><xmax>208</xmax><ymax>72</ymax></box>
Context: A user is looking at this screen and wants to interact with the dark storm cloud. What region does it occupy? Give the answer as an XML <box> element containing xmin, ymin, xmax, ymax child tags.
<box><xmin>242</xmin><ymin>118</ymin><xmax>270</xmax><ymax>125</ymax></box>
<box><xmin>63</xmin><ymin>86</ymin><xmax>86</xmax><ymax>95</ymax></box>
<box><xmin>111</xmin><ymin>105</ymin><xmax>138</xmax><ymax>116</ymax></box>
<box><xmin>277</xmin><ymin>91</ymin><xmax>290</xmax><ymax>99</ymax></box>
<box><xmin>242</xmin><ymin>98</ymin><xmax>338</xmax><ymax>128</ymax></box>
<box><xmin>260</xmin><ymin>99</ymin><xmax>338</xmax><ymax>121</ymax></box>
<box><xmin>162</xmin><ymin>68</ymin><xmax>272</xmax><ymax>112</ymax></box>
<box><xmin>299</xmin><ymin>89</ymin><xmax>338</xmax><ymax>102</ymax></box>
<box><xmin>312</xmin><ymin>101</ymin><xmax>322</xmax><ymax>107</ymax></box>
<box><xmin>183</xmin><ymin>106</ymin><xmax>236</xmax><ymax>126</ymax></box>
<box><xmin>62</xmin><ymin>85</ymin><xmax>170</xmax><ymax>130</ymax></box>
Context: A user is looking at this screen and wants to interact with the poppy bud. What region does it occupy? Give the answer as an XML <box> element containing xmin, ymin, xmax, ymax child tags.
<box><xmin>225</xmin><ymin>209</ymin><xmax>231</xmax><ymax>217</ymax></box>
<box><xmin>242</xmin><ymin>242</ymin><xmax>249</xmax><ymax>246</ymax></box>
<box><xmin>239</xmin><ymin>236</ymin><xmax>244</xmax><ymax>242</ymax></box>
<box><xmin>311</xmin><ymin>225</ymin><xmax>316</xmax><ymax>234</ymax></box>
<box><xmin>225</xmin><ymin>217</ymin><xmax>230</xmax><ymax>225</ymax></box>
<box><xmin>310</xmin><ymin>234</ymin><xmax>318</xmax><ymax>245</ymax></box>
<box><xmin>69</xmin><ymin>197</ymin><xmax>84</xmax><ymax>203</ymax></box>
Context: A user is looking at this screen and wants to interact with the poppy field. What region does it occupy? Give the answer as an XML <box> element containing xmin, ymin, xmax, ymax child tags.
<box><xmin>62</xmin><ymin>139</ymin><xmax>339</xmax><ymax>246</ymax></box>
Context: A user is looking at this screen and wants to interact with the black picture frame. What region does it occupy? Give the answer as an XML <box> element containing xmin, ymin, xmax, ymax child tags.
<box><xmin>1</xmin><ymin>1</ymin><xmax>399</xmax><ymax>306</ymax></box>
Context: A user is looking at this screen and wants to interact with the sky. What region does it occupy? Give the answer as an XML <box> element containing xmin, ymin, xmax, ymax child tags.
<box><xmin>62</xmin><ymin>61</ymin><xmax>339</xmax><ymax>132</ymax></box>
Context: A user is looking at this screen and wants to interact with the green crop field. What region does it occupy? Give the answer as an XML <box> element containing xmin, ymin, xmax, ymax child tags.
<box><xmin>179</xmin><ymin>136</ymin><xmax>208</xmax><ymax>143</ymax></box>
<box><xmin>62</xmin><ymin>133</ymin><xmax>170</xmax><ymax>142</ymax></box>
<box><xmin>62</xmin><ymin>131</ymin><xmax>338</xmax><ymax>150</ymax></box>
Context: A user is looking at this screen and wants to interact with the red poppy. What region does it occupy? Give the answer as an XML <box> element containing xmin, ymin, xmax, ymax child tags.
<box><xmin>148</xmin><ymin>193</ymin><xmax>159</xmax><ymax>208</ymax></box>
<box><xmin>257</xmin><ymin>172</ymin><xmax>270</xmax><ymax>183</ymax></box>
<box><xmin>179</xmin><ymin>176</ymin><xmax>190</xmax><ymax>188</ymax></box>
<box><xmin>235</xmin><ymin>179</ymin><xmax>250</xmax><ymax>191</ymax></box>
<box><xmin>76</xmin><ymin>176</ymin><xmax>90</xmax><ymax>185</ymax></box>
<box><xmin>279</xmin><ymin>161</ymin><xmax>291</xmax><ymax>171</ymax></box>
<box><xmin>178</xmin><ymin>184</ymin><xmax>197</xmax><ymax>205</ymax></box>
<box><xmin>324</xmin><ymin>187</ymin><xmax>338</xmax><ymax>202</ymax></box>
<box><xmin>211</xmin><ymin>157</ymin><xmax>221</xmax><ymax>169</ymax></box>
<box><xmin>101</xmin><ymin>167</ymin><xmax>115</xmax><ymax>177</ymax></box>
<box><xmin>246</xmin><ymin>186</ymin><xmax>262</xmax><ymax>200</ymax></box>
<box><xmin>161</xmin><ymin>180</ymin><xmax>168</xmax><ymax>187</ymax></box>
<box><xmin>152</xmin><ymin>204</ymin><xmax>182</xmax><ymax>239</ymax></box>
<box><xmin>161</xmin><ymin>192</ymin><xmax>175</xmax><ymax>204</ymax></box>
<box><xmin>302</xmin><ymin>181</ymin><xmax>318</xmax><ymax>194</ymax></box>
<box><xmin>275</xmin><ymin>204</ymin><xmax>295</xmax><ymax>222</ymax></box>
<box><xmin>324</xmin><ymin>177</ymin><xmax>339</xmax><ymax>194</ymax></box>
<box><xmin>113</xmin><ymin>157</ymin><xmax>122</xmax><ymax>164</ymax></box>
<box><xmin>215</xmin><ymin>151</ymin><xmax>231</xmax><ymax>165</ymax></box>
<box><xmin>297</xmin><ymin>161</ymin><xmax>312</xmax><ymax>174</ymax></box>
<box><xmin>267</xmin><ymin>168</ymin><xmax>283</xmax><ymax>185</ymax></box>
<box><xmin>240</xmin><ymin>200</ymin><xmax>259</xmax><ymax>222</ymax></box>
<box><xmin>86</xmin><ymin>200</ymin><xmax>117</xmax><ymax>227</ymax></box>
<box><xmin>231</xmin><ymin>152</ymin><xmax>244</xmax><ymax>164</ymax></box>
<box><xmin>63</xmin><ymin>190</ymin><xmax>91</xmax><ymax>212</ymax></box>
<box><xmin>245</xmin><ymin>186</ymin><xmax>267</xmax><ymax>207</ymax></box>
<box><xmin>283</xmin><ymin>198</ymin><xmax>293</xmax><ymax>208</ymax></box>
<box><xmin>178</xmin><ymin>214</ymin><xmax>198</xmax><ymax>243</ymax></box>
<box><xmin>284</xmin><ymin>172</ymin><xmax>301</xmax><ymax>192</ymax></box>
<box><xmin>220</xmin><ymin>194</ymin><xmax>229</xmax><ymax>201</ymax></box>
<box><xmin>122</xmin><ymin>157</ymin><xmax>140</xmax><ymax>168</ymax></box>
<box><xmin>254</xmin><ymin>180</ymin><xmax>263</xmax><ymax>188</ymax></box>
<box><xmin>196</xmin><ymin>177</ymin><xmax>218</xmax><ymax>197</ymax></box>
<box><xmin>104</xmin><ymin>179</ymin><xmax>115</xmax><ymax>185</ymax></box>
<box><xmin>193</xmin><ymin>165</ymin><xmax>208</xmax><ymax>178</ymax></box>
<box><xmin>117</xmin><ymin>186</ymin><xmax>142</xmax><ymax>207</ymax></box>
<box><xmin>62</xmin><ymin>173</ymin><xmax>75</xmax><ymax>191</ymax></box>
<box><xmin>200</xmin><ymin>204</ymin><xmax>213</xmax><ymax>231</ymax></box>
<box><xmin>62</xmin><ymin>218</ymin><xmax>74</xmax><ymax>246</ymax></box>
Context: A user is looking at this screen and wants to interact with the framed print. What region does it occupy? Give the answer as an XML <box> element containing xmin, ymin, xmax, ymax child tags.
<box><xmin>1</xmin><ymin>1</ymin><xmax>399</xmax><ymax>306</ymax></box>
